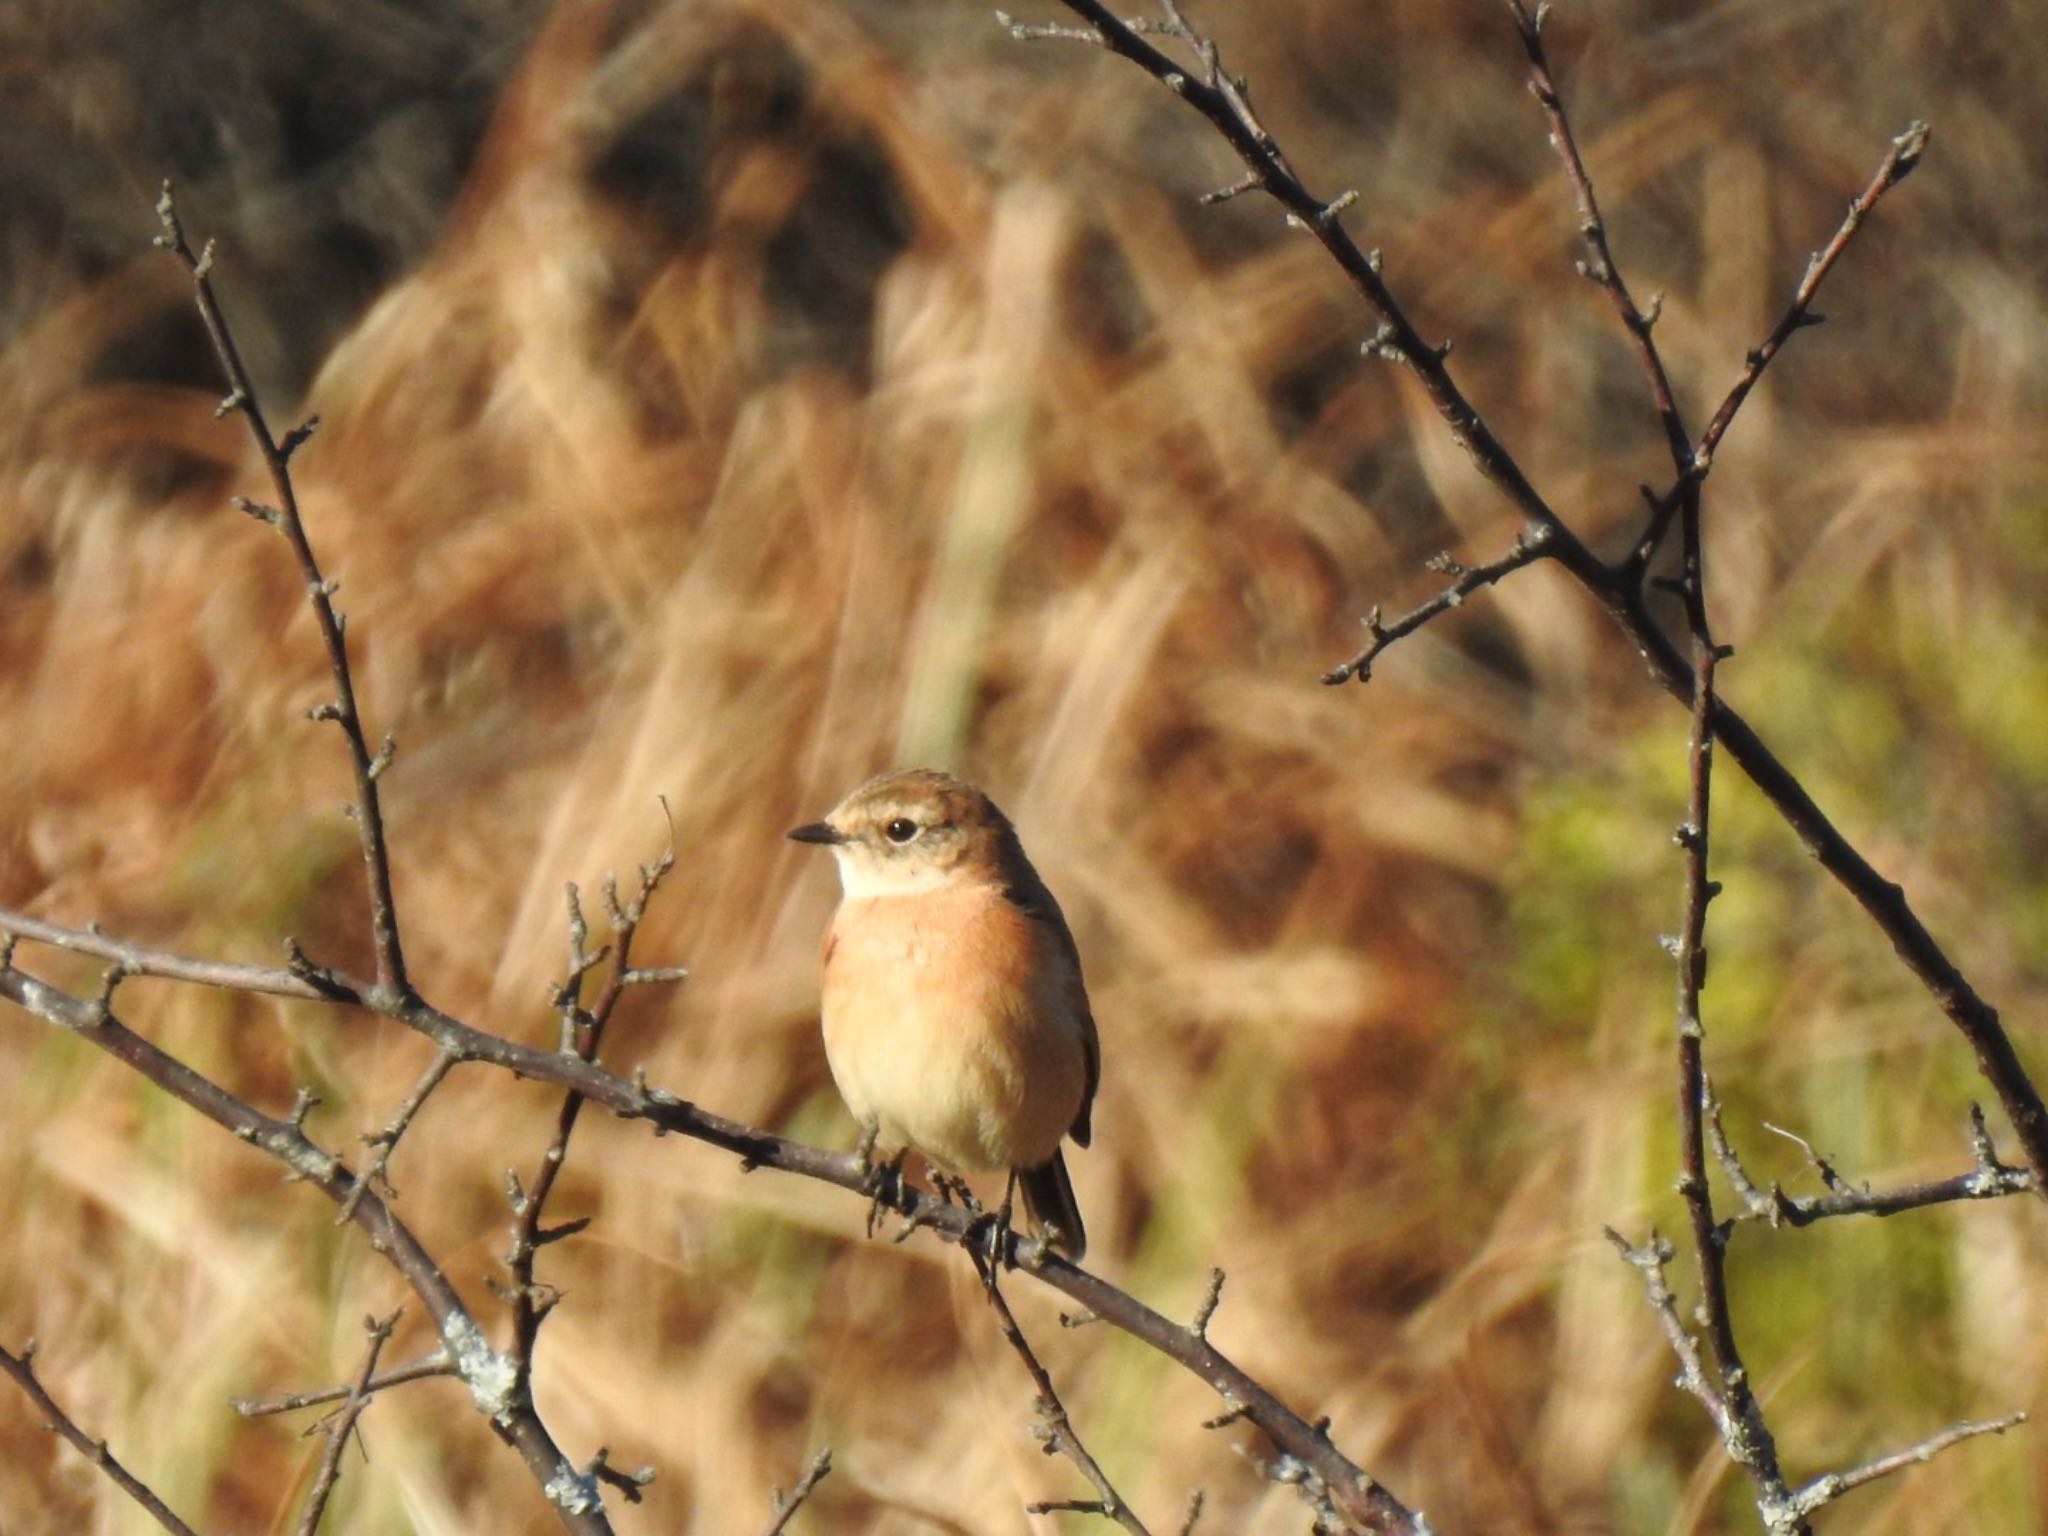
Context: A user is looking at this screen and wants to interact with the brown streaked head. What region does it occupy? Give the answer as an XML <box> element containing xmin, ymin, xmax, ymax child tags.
<box><xmin>788</xmin><ymin>768</ymin><xmax>1023</xmax><ymax>898</ymax></box>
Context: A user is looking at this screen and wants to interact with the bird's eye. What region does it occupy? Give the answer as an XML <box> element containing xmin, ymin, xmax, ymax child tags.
<box><xmin>884</xmin><ymin>817</ymin><xmax>919</xmax><ymax>844</ymax></box>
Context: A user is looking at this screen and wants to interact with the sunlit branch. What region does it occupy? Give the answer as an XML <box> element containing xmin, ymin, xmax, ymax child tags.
<box><xmin>0</xmin><ymin>1341</ymin><xmax>201</xmax><ymax>1536</ymax></box>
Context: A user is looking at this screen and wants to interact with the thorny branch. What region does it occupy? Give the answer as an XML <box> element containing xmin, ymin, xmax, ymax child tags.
<box><xmin>1024</xmin><ymin>0</ymin><xmax>2048</xmax><ymax>1202</ymax></box>
<box><xmin>0</xmin><ymin>1341</ymin><xmax>201</xmax><ymax>1536</ymax></box>
<box><xmin>1624</xmin><ymin>120</ymin><xmax>1931</xmax><ymax>575</ymax></box>
<box><xmin>1504</xmin><ymin>0</ymin><xmax>1691</xmax><ymax>477</ymax></box>
<box><xmin>1665</xmin><ymin>634</ymin><xmax>1803</xmax><ymax>1526</ymax></box>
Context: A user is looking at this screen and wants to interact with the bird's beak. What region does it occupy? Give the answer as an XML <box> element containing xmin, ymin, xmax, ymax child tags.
<box><xmin>787</xmin><ymin>821</ymin><xmax>846</xmax><ymax>846</ymax></box>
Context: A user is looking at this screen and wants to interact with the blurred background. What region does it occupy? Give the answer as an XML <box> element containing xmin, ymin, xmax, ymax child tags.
<box><xmin>2</xmin><ymin>0</ymin><xmax>2045</xmax><ymax>1531</ymax></box>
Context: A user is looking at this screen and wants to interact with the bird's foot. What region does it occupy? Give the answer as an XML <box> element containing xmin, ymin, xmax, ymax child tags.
<box><xmin>958</xmin><ymin>1173</ymin><xmax>1020</xmax><ymax>1295</ymax></box>
<box><xmin>860</xmin><ymin>1142</ymin><xmax>910</xmax><ymax>1241</ymax></box>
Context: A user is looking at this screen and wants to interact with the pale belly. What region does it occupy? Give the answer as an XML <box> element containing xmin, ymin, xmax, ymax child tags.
<box><xmin>819</xmin><ymin>890</ymin><xmax>1087</xmax><ymax>1172</ymax></box>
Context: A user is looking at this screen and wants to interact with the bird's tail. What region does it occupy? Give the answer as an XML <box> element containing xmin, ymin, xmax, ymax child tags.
<box><xmin>1018</xmin><ymin>1150</ymin><xmax>1087</xmax><ymax>1261</ymax></box>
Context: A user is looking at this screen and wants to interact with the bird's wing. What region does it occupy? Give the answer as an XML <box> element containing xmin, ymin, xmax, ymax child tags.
<box><xmin>1002</xmin><ymin>871</ymin><xmax>1099</xmax><ymax>1148</ymax></box>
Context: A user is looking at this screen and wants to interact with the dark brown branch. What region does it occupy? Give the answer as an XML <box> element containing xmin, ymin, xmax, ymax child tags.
<box><xmin>972</xmin><ymin>1251</ymin><xmax>1150</xmax><ymax>1535</ymax></box>
<box><xmin>153</xmin><ymin>186</ymin><xmax>410</xmax><ymax>1000</ymax></box>
<box><xmin>759</xmin><ymin>1450</ymin><xmax>833</xmax><ymax>1536</ymax></box>
<box><xmin>0</xmin><ymin>961</ymin><xmax>614</xmax><ymax>1536</ymax></box>
<box><xmin>294</xmin><ymin>1311</ymin><xmax>400</xmax><ymax>1536</ymax></box>
<box><xmin>1625</xmin><ymin>123</ymin><xmax>1930</xmax><ymax>575</ymax></box>
<box><xmin>1504</xmin><ymin>0</ymin><xmax>1691</xmax><ymax>475</ymax></box>
<box><xmin>1320</xmin><ymin>523</ymin><xmax>1552</xmax><ymax>684</ymax></box>
<box><xmin>580</xmin><ymin>1448</ymin><xmax>656</xmax><ymax>1506</ymax></box>
<box><xmin>1035</xmin><ymin>0</ymin><xmax>2048</xmax><ymax>1197</ymax></box>
<box><xmin>1693</xmin><ymin>122</ymin><xmax>1929</xmax><ymax>476</ymax></box>
<box><xmin>0</xmin><ymin>1340</ymin><xmax>202</xmax><ymax>1536</ymax></box>
<box><xmin>1043</xmin><ymin>0</ymin><xmax>1603</xmax><ymax>596</ymax></box>
<box><xmin>234</xmin><ymin>1351</ymin><xmax>454</xmax><ymax>1417</ymax></box>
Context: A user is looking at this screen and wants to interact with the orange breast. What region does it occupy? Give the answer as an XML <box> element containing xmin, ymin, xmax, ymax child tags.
<box><xmin>819</xmin><ymin>884</ymin><xmax>1089</xmax><ymax>1172</ymax></box>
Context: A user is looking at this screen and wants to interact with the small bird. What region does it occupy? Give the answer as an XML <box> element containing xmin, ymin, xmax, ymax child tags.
<box><xmin>789</xmin><ymin>769</ymin><xmax>1097</xmax><ymax>1260</ymax></box>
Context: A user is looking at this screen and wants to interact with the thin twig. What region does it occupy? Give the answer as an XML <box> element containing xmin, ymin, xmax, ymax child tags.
<box><xmin>1626</xmin><ymin>123</ymin><xmax>1931</xmax><ymax>575</ymax></box>
<box><xmin>234</xmin><ymin>1351</ymin><xmax>454</xmax><ymax>1417</ymax></box>
<box><xmin>509</xmin><ymin>840</ymin><xmax>683</xmax><ymax>1391</ymax></box>
<box><xmin>0</xmin><ymin>910</ymin><xmax>332</xmax><ymax>1000</ymax></box>
<box><xmin>1189</xmin><ymin>1268</ymin><xmax>1226</xmax><ymax>1341</ymax></box>
<box><xmin>294</xmin><ymin>1311</ymin><xmax>400</xmax><ymax>1536</ymax></box>
<box><xmin>580</xmin><ymin>1448</ymin><xmax>656</xmax><ymax>1507</ymax></box>
<box><xmin>1710</xmin><ymin>1097</ymin><xmax>2035</xmax><ymax>1226</ymax></box>
<box><xmin>1782</xmin><ymin>1413</ymin><xmax>2027</xmax><ymax>1518</ymax></box>
<box><xmin>338</xmin><ymin>1050</ymin><xmax>458</xmax><ymax>1222</ymax></box>
<box><xmin>971</xmin><ymin>1248</ymin><xmax>1151</xmax><ymax>1535</ymax></box>
<box><xmin>0</xmin><ymin>1341</ymin><xmax>202</xmax><ymax>1536</ymax></box>
<box><xmin>1504</xmin><ymin>0</ymin><xmax>1691</xmax><ymax>475</ymax></box>
<box><xmin>1321</xmin><ymin>523</ymin><xmax>1551</xmax><ymax>684</ymax></box>
<box><xmin>153</xmin><ymin>186</ymin><xmax>410</xmax><ymax>1000</ymax></box>
<box><xmin>1694</xmin><ymin>123</ymin><xmax>1930</xmax><ymax>473</ymax></box>
<box><xmin>1668</xmin><ymin>623</ymin><xmax>1802</xmax><ymax>1525</ymax></box>
<box><xmin>1604</xmin><ymin>1229</ymin><xmax>1731</xmax><ymax>1438</ymax></box>
<box><xmin>759</xmin><ymin>1449</ymin><xmax>833</xmax><ymax>1536</ymax></box>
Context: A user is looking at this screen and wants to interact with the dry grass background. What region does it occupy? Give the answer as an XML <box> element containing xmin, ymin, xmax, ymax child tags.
<box><xmin>2</xmin><ymin>0</ymin><xmax>2046</xmax><ymax>1531</ymax></box>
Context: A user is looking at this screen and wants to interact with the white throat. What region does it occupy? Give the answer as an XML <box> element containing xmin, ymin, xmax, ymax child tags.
<box><xmin>831</xmin><ymin>848</ymin><xmax>959</xmax><ymax>899</ymax></box>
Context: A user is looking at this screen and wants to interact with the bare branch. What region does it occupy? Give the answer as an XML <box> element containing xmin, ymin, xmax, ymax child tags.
<box><xmin>509</xmin><ymin>832</ymin><xmax>685</xmax><ymax>1390</ymax></box>
<box><xmin>581</xmin><ymin>1448</ymin><xmax>656</xmax><ymax>1507</ymax></box>
<box><xmin>1711</xmin><ymin>1098</ymin><xmax>2036</xmax><ymax>1226</ymax></box>
<box><xmin>1503</xmin><ymin>0</ymin><xmax>1692</xmax><ymax>476</ymax></box>
<box><xmin>294</xmin><ymin>1310</ymin><xmax>400</xmax><ymax>1536</ymax></box>
<box><xmin>339</xmin><ymin>1050</ymin><xmax>458</xmax><ymax>1222</ymax></box>
<box><xmin>759</xmin><ymin>1449</ymin><xmax>833</xmax><ymax>1536</ymax></box>
<box><xmin>0</xmin><ymin>908</ymin><xmax>332</xmax><ymax>1001</ymax></box>
<box><xmin>1784</xmin><ymin>1413</ymin><xmax>2027</xmax><ymax>1518</ymax></box>
<box><xmin>234</xmin><ymin>1351</ymin><xmax>454</xmax><ymax>1417</ymax></box>
<box><xmin>0</xmin><ymin>1341</ymin><xmax>201</xmax><ymax>1536</ymax></box>
<box><xmin>154</xmin><ymin>185</ymin><xmax>410</xmax><ymax>1000</ymax></box>
<box><xmin>0</xmin><ymin>960</ymin><xmax>614</xmax><ymax>1535</ymax></box>
<box><xmin>1626</xmin><ymin>123</ymin><xmax>1932</xmax><ymax>574</ymax></box>
<box><xmin>1694</xmin><ymin>122</ymin><xmax>1929</xmax><ymax>472</ymax></box>
<box><xmin>974</xmin><ymin>1250</ymin><xmax>1151</xmax><ymax>1536</ymax></box>
<box><xmin>1663</xmin><ymin>625</ymin><xmax>1807</xmax><ymax>1527</ymax></box>
<box><xmin>1322</xmin><ymin>523</ymin><xmax>1552</xmax><ymax>685</ymax></box>
<box><xmin>4</xmin><ymin>919</ymin><xmax>1412</xmax><ymax>1533</ymax></box>
<box><xmin>1035</xmin><ymin>0</ymin><xmax>2048</xmax><ymax>1196</ymax></box>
